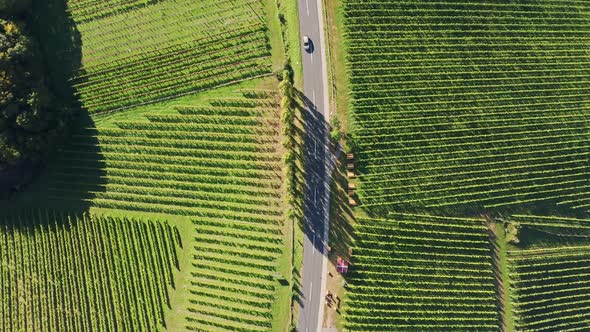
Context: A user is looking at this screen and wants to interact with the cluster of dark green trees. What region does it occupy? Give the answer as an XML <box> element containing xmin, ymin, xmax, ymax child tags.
<box><xmin>0</xmin><ymin>0</ymin><xmax>30</xmax><ymax>14</ymax></box>
<box><xmin>1</xmin><ymin>0</ymin><xmax>69</xmax><ymax>170</ymax></box>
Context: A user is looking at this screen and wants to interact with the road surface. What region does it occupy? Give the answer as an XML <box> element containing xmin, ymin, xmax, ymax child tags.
<box><xmin>296</xmin><ymin>0</ymin><xmax>331</xmax><ymax>331</ymax></box>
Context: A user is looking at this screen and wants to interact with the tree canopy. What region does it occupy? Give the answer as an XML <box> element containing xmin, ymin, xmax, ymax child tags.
<box><xmin>0</xmin><ymin>0</ymin><xmax>31</xmax><ymax>14</ymax></box>
<box><xmin>0</xmin><ymin>9</ymin><xmax>70</xmax><ymax>169</ymax></box>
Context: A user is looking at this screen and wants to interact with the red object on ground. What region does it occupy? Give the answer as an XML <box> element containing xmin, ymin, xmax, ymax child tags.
<box><xmin>337</xmin><ymin>257</ymin><xmax>349</xmax><ymax>274</ymax></box>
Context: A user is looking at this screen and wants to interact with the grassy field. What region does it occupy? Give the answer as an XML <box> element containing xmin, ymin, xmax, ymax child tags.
<box><xmin>330</xmin><ymin>0</ymin><xmax>590</xmax><ymax>330</ymax></box>
<box><xmin>2</xmin><ymin>0</ymin><xmax>295</xmax><ymax>330</ymax></box>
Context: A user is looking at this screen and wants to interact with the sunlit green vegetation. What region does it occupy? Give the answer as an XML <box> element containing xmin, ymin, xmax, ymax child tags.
<box><xmin>345</xmin><ymin>214</ymin><xmax>498</xmax><ymax>331</ymax></box>
<box><xmin>2</xmin><ymin>0</ymin><xmax>292</xmax><ymax>330</ymax></box>
<box><xmin>69</xmin><ymin>0</ymin><xmax>273</xmax><ymax>114</ymax></box>
<box><xmin>13</xmin><ymin>87</ymin><xmax>290</xmax><ymax>331</ymax></box>
<box><xmin>338</xmin><ymin>0</ymin><xmax>590</xmax><ymax>330</ymax></box>
<box><xmin>0</xmin><ymin>211</ymin><xmax>179</xmax><ymax>331</ymax></box>
<box><xmin>508</xmin><ymin>215</ymin><xmax>590</xmax><ymax>331</ymax></box>
<box><xmin>343</xmin><ymin>0</ymin><xmax>590</xmax><ymax>214</ymax></box>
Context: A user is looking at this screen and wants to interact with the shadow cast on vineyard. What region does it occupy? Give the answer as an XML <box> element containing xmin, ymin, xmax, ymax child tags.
<box><xmin>0</xmin><ymin>0</ymin><xmax>105</xmax><ymax>216</ymax></box>
<box><xmin>0</xmin><ymin>209</ymin><xmax>87</xmax><ymax>229</ymax></box>
<box><xmin>32</xmin><ymin>0</ymin><xmax>84</xmax><ymax>100</ymax></box>
<box><xmin>327</xmin><ymin>154</ymin><xmax>356</xmax><ymax>260</ymax></box>
<box><xmin>37</xmin><ymin>0</ymin><xmax>105</xmax><ymax>215</ymax></box>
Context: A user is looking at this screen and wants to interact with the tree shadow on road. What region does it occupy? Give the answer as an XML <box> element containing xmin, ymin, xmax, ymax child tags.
<box><xmin>290</xmin><ymin>86</ymin><xmax>332</xmax><ymax>323</ymax></box>
<box><xmin>296</xmin><ymin>88</ymin><xmax>329</xmax><ymax>256</ymax></box>
<box><xmin>292</xmin><ymin>85</ymin><xmax>359</xmax><ymax>330</ymax></box>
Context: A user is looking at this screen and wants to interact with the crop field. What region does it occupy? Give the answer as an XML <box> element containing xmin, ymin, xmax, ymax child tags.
<box><xmin>28</xmin><ymin>89</ymin><xmax>287</xmax><ymax>330</ymax></box>
<box><xmin>344</xmin><ymin>214</ymin><xmax>498</xmax><ymax>331</ymax></box>
<box><xmin>507</xmin><ymin>215</ymin><xmax>590</xmax><ymax>331</ymax></box>
<box><xmin>68</xmin><ymin>0</ymin><xmax>273</xmax><ymax>114</ymax></box>
<box><xmin>7</xmin><ymin>0</ymin><xmax>589</xmax><ymax>329</ymax></box>
<box><xmin>337</xmin><ymin>0</ymin><xmax>590</xmax><ymax>330</ymax></box>
<box><xmin>3</xmin><ymin>0</ymin><xmax>292</xmax><ymax>330</ymax></box>
<box><xmin>187</xmin><ymin>216</ymin><xmax>285</xmax><ymax>331</ymax></box>
<box><xmin>342</xmin><ymin>0</ymin><xmax>590</xmax><ymax>213</ymax></box>
<box><xmin>0</xmin><ymin>211</ymin><xmax>179</xmax><ymax>332</ymax></box>
<box><xmin>47</xmin><ymin>91</ymin><xmax>282</xmax><ymax>218</ymax></box>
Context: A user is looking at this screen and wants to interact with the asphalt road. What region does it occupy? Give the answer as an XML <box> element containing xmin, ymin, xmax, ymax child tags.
<box><xmin>296</xmin><ymin>0</ymin><xmax>331</xmax><ymax>331</ymax></box>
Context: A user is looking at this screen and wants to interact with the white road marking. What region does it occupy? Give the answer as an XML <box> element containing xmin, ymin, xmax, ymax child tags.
<box><xmin>314</xmin><ymin>188</ymin><xmax>317</xmax><ymax>207</ymax></box>
<box><xmin>298</xmin><ymin>0</ymin><xmax>331</xmax><ymax>331</ymax></box>
<box><xmin>314</xmin><ymin>140</ymin><xmax>317</xmax><ymax>159</ymax></box>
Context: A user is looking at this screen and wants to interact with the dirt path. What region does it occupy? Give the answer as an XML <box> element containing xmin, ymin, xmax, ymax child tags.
<box><xmin>486</xmin><ymin>219</ymin><xmax>514</xmax><ymax>332</ymax></box>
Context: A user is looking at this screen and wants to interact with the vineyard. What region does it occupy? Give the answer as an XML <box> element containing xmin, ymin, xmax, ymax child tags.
<box><xmin>67</xmin><ymin>0</ymin><xmax>273</xmax><ymax>114</ymax></box>
<box><xmin>337</xmin><ymin>0</ymin><xmax>590</xmax><ymax>330</ymax></box>
<box><xmin>34</xmin><ymin>89</ymin><xmax>288</xmax><ymax>330</ymax></box>
<box><xmin>4</xmin><ymin>0</ymin><xmax>589</xmax><ymax>329</ymax></box>
<box><xmin>507</xmin><ymin>215</ymin><xmax>590</xmax><ymax>331</ymax></box>
<box><xmin>344</xmin><ymin>214</ymin><xmax>498</xmax><ymax>331</ymax></box>
<box><xmin>2</xmin><ymin>0</ymin><xmax>292</xmax><ymax>330</ymax></box>
<box><xmin>0</xmin><ymin>211</ymin><xmax>179</xmax><ymax>331</ymax></box>
<box><xmin>47</xmin><ymin>90</ymin><xmax>283</xmax><ymax>219</ymax></box>
<box><xmin>342</xmin><ymin>0</ymin><xmax>590</xmax><ymax>213</ymax></box>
